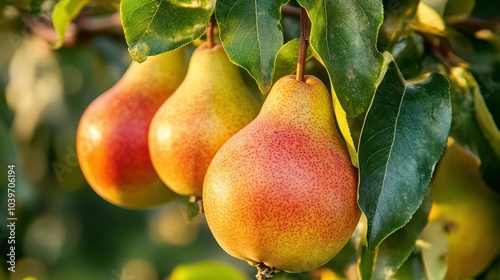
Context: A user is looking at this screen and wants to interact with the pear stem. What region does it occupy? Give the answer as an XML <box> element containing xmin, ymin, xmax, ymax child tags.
<box><xmin>254</xmin><ymin>262</ymin><xmax>280</xmax><ymax>280</ymax></box>
<box><xmin>189</xmin><ymin>195</ymin><xmax>204</xmax><ymax>213</ymax></box>
<box><xmin>207</xmin><ymin>13</ymin><xmax>216</xmax><ymax>49</ymax></box>
<box><xmin>296</xmin><ymin>7</ymin><xmax>310</xmax><ymax>82</ymax></box>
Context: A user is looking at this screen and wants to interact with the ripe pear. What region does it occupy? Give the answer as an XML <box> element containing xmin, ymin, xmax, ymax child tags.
<box><xmin>203</xmin><ymin>75</ymin><xmax>360</xmax><ymax>273</ymax></box>
<box><xmin>428</xmin><ymin>138</ymin><xmax>500</xmax><ymax>279</ymax></box>
<box><xmin>76</xmin><ymin>48</ymin><xmax>186</xmax><ymax>209</ymax></box>
<box><xmin>148</xmin><ymin>42</ymin><xmax>260</xmax><ymax>197</ymax></box>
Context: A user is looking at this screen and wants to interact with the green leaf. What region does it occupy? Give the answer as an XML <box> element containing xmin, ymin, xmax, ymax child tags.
<box><xmin>297</xmin><ymin>0</ymin><xmax>385</xmax><ymax>117</ymax></box>
<box><xmin>474</xmin><ymin>81</ymin><xmax>500</xmax><ymax>157</ymax></box>
<box><xmin>447</xmin><ymin>66</ymin><xmax>500</xmax><ymax>191</ymax></box>
<box><xmin>371</xmin><ymin>195</ymin><xmax>431</xmax><ymax>279</ymax></box>
<box><xmin>120</xmin><ymin>0</ymin><xmax>215</xmax><ymax>62</ymax></box>
<box><xmin>358</xmin><ymin>243</ymin><xmax>375</xmax><ymax>279</ymax></box>
<box><xmin>169</xmin><ymin>261</ymin><xmax>248</xmax><ymax>280</ymax></box>
<box><xmin>392</xmin><ymin>250</ymin><xmax>427</xmax><ymax>280</ymax></box>
<box><xmin>30</xmin><ymin>0</ymin><xmax>44</xmax><ymax>15</ymax></box>
<box><xmin>52</xmin><ymin>0</ymin><xmax>89</xmax><ymax>48</ymax></box>
<box><xmin>389</xmin><ymin>33</ymin><xmax>424</xmax><ymax>79</ymax></box>
<box><xmin>443</xmin><ymin>0</ymin><xmax>475</xmax><ymax>23</ymax></box>
<box><xmin>379</xmin><ymin>0</ymin><xmax>419</xmax><ymax>52</ymax></box>
<box><xmin>357</xmin><ymin>195</ymin><xmax>431</xmax><ymax>279</ymax></box>
<box><xmin>186</xmin><ymin>198</ymin><xmax>201</xmax><ymax>220</ymax></box>
<box><xmin>272</xmin><ymin>38</ymin><xmax>313</xmax><ymax>84</ymax></box>
<box><xmin>358</xmin><ymin>54</ymin><xmax>452</xmax><ymax>251</ymax></box>
<box><xmin>216</xmin><ymin>0</ymin><xmax>287</xmax><ymax>93</ymax></box>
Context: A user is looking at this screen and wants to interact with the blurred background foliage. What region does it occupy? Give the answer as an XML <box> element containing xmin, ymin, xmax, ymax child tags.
<box><xmin>0</xmin><ymin>0</ymin><xmax>499</xmax><ymax>279</ymax></box>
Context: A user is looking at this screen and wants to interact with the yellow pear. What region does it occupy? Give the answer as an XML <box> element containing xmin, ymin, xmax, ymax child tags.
<box><xmin>428</xmin><ymin>138</ymin><xmax>500</xmax><ymax>279</ymax></box>
<box><xmin>168</xmin><ymin>261</ymin><xmax>248</xmax><ymax>280</ymax></box>
<box><xmin>148</xmin><ymin>42</ymin><xmax>260</xmax><ymax>197</ymax></box>
<box><xmin>203</xmin><ymin>75</ymin><xmax>360</xmax><ymax>274</ymax></box>
<box><xmin>77</xmin><ymin>48</ymin><xmax>186</xmax><ymax>209</ymax></box>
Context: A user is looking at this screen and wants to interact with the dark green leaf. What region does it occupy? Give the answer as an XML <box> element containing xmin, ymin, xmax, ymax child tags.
<box><xmin>372</xmin><ymin>194</ymin><xmax>431</xmax><ymax>279</ymax></box>
<box><xmin>52</xmin><ymin>0</ymin><xmax>90</xmax><ymax>48</ymax></box>
<box><xmin>379</xmin><ymin>0</ymin><xmax>419</xmax><ymax>51</ymax></box>
<box><xmin>448</xmin><ymin>67</ymin><xmax>500</xmax><ymax>192</ymax></box>
<box><xmin>443</xmin><ymin>0</ymin><xmax>475</xmax><ymax>22</ymax></box>
<box><xmin>121</xmin><ymin>0</ymin><xmax>215</xmax><ymax>62</ymax></box>
<box><xmin>389</xmin><ymin>33</ymin><xmax>425</xmax><ymax>79</ymax></box>
<box><xmin>297</xmin><ymin>0</ymin><xmax>385</xmax><ymax>117</ymax></box>
<box><xmin>358</xmin><ymin>244</ymin><xmax>375</xmax><ymax>280</ymax></box>
<box><xmin>358</xmin><ymin>55</ymin><xmax>452</xmax><ymax>251</ymax></box>
<box><xmin>272</xmin><ymin>38</ymin><xmax>313</xmax><ymax>84</ymax></box>
<box><xmin>392</xmin><ymin>250</ymin><xmax>427</xmax><ymax>280</ymax></box>
<box><xmin>216</xmin><ymin>0</ymin><xmax>287</xmax><ymax>93</ymax></box>
<box><xmin>357</xmin><ymin>195</ymin><xmax>431</xmax><ymax>279</ymax></box>
<box><xmin>30</xmin><ymin>0</ymin><xmax>44</xmax><ymax>15</ymax></box>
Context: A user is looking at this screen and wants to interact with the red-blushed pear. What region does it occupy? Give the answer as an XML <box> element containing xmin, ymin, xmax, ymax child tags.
<box><xmin>76</xmin><ymin>48</ymin><xmax>186</xmax><ymax>209</ymax></box>
<box><xmin>203</xmin><ymin>75</ymin><xmax>360</xmax><ymax>274</ymax></box>
<box><xmin>148</xmin><ymin>42</ymin><xmax>260</xmax><ymax>197</ymax></box>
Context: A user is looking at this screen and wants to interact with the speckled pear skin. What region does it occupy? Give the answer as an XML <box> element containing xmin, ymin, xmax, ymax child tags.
<box><xmin>76</xmin><ymin>48</ymin><xmax>186</xmax><ymax>209</ymax></box>
<box><xmin>203</xmin><ymin>75</ymin><xmax>360</xmax><ymax>273</ymax></box>
<box><xmin>148</xmin><ymin>43</ymin><xmax>261</xmax><ymax>196</ymax></box>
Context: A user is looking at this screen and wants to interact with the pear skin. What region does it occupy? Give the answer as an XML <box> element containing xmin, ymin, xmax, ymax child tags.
<box><xmin>203</xmin><ymin>75</ymin><xmax>360</xmax><ymax>273</ymax></box>
<box><xmin>77</xmin><ymin>48</ymin><xmax>186</xmax><ymax>209</ymax></box>
<box><xmin>429</xmin><ymin>139</ymin><xmax>500</xmax><ymax>279</ymax></box>
<box><xmin>148</xmin><ymin>42</ymin><xmax>260</xmax><ymax>197</ymax></box>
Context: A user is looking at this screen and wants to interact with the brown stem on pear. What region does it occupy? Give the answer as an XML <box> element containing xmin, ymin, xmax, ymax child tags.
<box><xmin>189</xmin><ymin>195</ymin><xmax>204</xmax><ymax>213</ymax></box>
<box><xmin>281</xmin><ymin>5</ymin><xmax>301</xmax><ymax>18</ymax></box>
<box><xmin>296</xmin><ymin>8</ymin><xmax>310</xmax><ymax>82</ymax></box>
<box><xmin>254</xmin><ymin>262</ymin><xmax>280</xmax><ymax>280</ymax></box>
<box><xmin>207</xmin><ymin>13</ymin><xmax>216</xmax><ymax>49</ymax></box>
<box><xmin>255</xmin><ymin>262</ymin><xmax>281</xmax><ymax>280</ymax></box>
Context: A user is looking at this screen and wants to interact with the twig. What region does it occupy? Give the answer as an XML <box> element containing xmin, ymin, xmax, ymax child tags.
<box><xmin>206</xmin><ymin>13</ymin><xmax>216</xmax><ymax>48</ymax></box>
<box><xmin>296</xmin><ymin>7</ymin><xmax>310</xmax><ymax>82</ymax></box>
<box><xmin>281</xmin><ymin>5</ymin><xmax>301</xmax><ymax>18</ymax></box>
<box><xmin>451</xmin><ymin>17</ymin><xmax>500</xmax><ymax>34</ymax></box>
<box><xmin>418</xmin><ymin>31</ymin><xmax>468</xmax><ymax>68</ymax></box>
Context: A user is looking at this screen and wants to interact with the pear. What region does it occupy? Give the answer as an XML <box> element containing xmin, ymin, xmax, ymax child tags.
<box><xmin>203</xmin><ymin>75</ymin><xmax>360</xmax><ymax>273</ymax></box>
<box><xmin>76</xmin><ymin>48</ymin><xmax>186</xmax><ymax>209</ymax></box>
<box><xmin>148</xmin><ymin>42</ymin><xmax>260</xmax><ymax>197</ymax></box>
<box><xmin>168</xmin><ymin>261</ymin><xmax>248</xmax><ymax>280</ymax></box>
<box><xmin>428</xmin><ymin>138</ymin><xmax>500</xmax><ymax>279</ymax></box>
